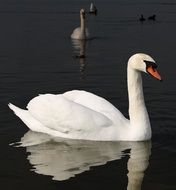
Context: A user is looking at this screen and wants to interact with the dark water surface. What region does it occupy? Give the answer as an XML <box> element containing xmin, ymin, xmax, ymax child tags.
<box><xmin>0</xmin><ymin>0</ymin><xmax>176</xmax><ymax>189</ymax></box>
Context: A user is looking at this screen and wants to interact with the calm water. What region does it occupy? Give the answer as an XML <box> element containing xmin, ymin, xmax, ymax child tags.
<box><xmin>0</xmin><ymin>0</ymin><xmax>176</xmax><ymax>189</ymax></box>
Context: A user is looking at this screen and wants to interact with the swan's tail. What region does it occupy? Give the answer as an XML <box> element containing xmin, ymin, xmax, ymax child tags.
<box><xmin>8</xmin><ymin>103</ymin><xmax>66</xmax><ymax>137</ymax></box>
<box><xmin>8</xmin><ymin>103</ymin><xmax>27</xmax><ymax>117</ymax></box>
<box><xmin>8</xmin><ymin>103</ymin><xmax>45</xmax><ymax>133</ymax></box>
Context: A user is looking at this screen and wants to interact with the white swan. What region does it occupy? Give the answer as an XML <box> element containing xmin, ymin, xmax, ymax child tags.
<box><xmin>71</xmin><ymin>9</ymin><xmax>89</xmax><ymax>40</ymax></box>
<box><xmin>8</xmin><ymin>53</ymin><xmax>162</xmax><ymax>141</ymax></box>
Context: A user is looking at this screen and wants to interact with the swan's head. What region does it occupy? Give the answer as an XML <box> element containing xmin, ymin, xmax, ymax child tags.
<box><xmin>128</xmin><ymin>53</ymin><xmax>162</xmax><ymax>81</ymax></box>
<box><xmin>80</xmin><ymin>9</ymin><xmax>86</xmax><ymax>19</ymax></box>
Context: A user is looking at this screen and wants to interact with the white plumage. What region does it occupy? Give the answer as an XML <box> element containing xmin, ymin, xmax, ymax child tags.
<box><xmin>9</xmin><ymin>53</ymin><xmax>162</xmax><ymax>141</ymax></box>
<box><xmin>71</xmin><ymin>9</ymin><xmax>90</xmax><ymax>40</ymax></box>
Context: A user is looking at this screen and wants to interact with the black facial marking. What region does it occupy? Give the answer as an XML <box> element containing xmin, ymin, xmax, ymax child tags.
<box><xmin>82</xmin><ymin>12</ymin><xmax>85</xmax><ymax>19</ymax></box>
<box><xmin>144</xmin><ymin>60</ymin><xmax>158</xmax><ymax>69</ymax></box>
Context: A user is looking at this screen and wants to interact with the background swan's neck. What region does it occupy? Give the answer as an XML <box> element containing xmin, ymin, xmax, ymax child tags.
<box><xmin>80</xmin><ymin>15</ymin><xmax>85</xmax><ymax>38</ymax></box>
<box><xmin>127</xmin><ymin>64</ymin><xmax>151</xmax><ymax>140</ymax></box>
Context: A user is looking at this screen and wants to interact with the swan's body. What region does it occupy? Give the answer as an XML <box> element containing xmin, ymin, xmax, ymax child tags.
<box><xmin>9</xmin><ymin>53</ymin><xmax>162</xmax><ymax>141</ymax></box>
<box><xmin>71</xmin><ymin>9</ymin><xmax>89</xmax><ymax>40</ymax></box>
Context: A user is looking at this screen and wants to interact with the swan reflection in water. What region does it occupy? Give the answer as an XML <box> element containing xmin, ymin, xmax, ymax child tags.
<box><xmin>71</xmin><ymin>39</ymin><xmax>86</xmax><ymax>79</ymax></box>
<box><xmin>18</xmin><ymin>131</ymin><xmax>151</xmax><ymax>189</ymax></box>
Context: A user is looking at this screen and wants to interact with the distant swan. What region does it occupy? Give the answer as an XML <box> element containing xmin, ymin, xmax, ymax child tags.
<box><xmin>71</xmin><ymin>9</ymin><xmax>89</xmax><ymax>40</ymax></box>
<box><xmin>9</xmin><ymin>53</ymin><xmax>162</xmax><ymax>141</ymax></box>
<box><xmin>89</xmin><ymin>3</ymin><xmax>97</xmax><ymax>15</ymax></box>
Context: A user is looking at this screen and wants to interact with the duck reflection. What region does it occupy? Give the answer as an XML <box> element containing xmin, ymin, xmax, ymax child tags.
<box><xmin>72</xmin><ymin>39</ymin><xmax>86</xmax><ymax>79</ymax></box>
<box><xmin>18</xmin><ymin>131</ymin><xmax>151</xmax><ymax>189</ymax></box>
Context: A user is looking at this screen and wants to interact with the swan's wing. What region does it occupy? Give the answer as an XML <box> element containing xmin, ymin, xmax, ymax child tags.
<box><xmin>71</xmin><ymin>27</ymin><xmax>81</xmax><ymax>39</ymax></box>
<box><xmin>71</xmin><ymin>27</ymin><xmax>89</xmax><ymax>39</ymax></box>
<box><xmin>27</xmin><ymin>94</ymin><xmax>112</xmax><ymax>134</ymax></box>
<box><xmin>63</xmin><ymin>90</ymin><xmax>127</xmax><ymax>124</ymax></box>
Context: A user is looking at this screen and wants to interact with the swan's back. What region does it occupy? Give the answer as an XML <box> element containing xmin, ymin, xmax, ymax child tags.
<box><xmin>63</xmin><ymin>90</ymin><xmax>127</xmax><ymax>125</ymax></box>
<box><xmin>26</xmin><ymin>92</ymin><xmax>114</xmax><ymax>134</ymax></box>
<box><xmin>23</xmin><ymin>90</ymin><xmax>128</xmax><ymax>140</ymax></box>
<box><xmin>71</xmin><ymin>27</ymin><xmax>89</xmax><ymax>40</ymax></box>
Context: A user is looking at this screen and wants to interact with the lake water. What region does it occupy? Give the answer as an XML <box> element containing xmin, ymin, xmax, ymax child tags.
<box><xmin>0</xmin><ymin>0</ymin><xmax>176</xmax><ymax>189</ymax></box>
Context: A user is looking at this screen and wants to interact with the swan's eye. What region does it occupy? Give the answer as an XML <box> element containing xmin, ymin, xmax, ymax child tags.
<box><xmin>144</xmin><ymin>60</ymin><xmax>158</xmax><ymax>69</ymax></box>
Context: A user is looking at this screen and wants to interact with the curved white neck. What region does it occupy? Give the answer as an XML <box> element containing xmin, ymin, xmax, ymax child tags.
<box><xmin>127</xmin><ymin>62</ymin><xmax>151</xmax><ymax>140</ymax></box>
<box><xmin>80</xmin><ymin>15</ymin><xmax>85</xmax><ymax>38</ymax></box>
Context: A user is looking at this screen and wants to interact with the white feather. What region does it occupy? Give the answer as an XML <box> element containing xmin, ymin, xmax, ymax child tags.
<box><xmin>71</xmin><ymin>9</ymin><xmax>90</xmax><ymax>40</ymax></box>
<box><xmin>9</xmin><ymin>53</ymin><xmax>161</xmax><ymax>141</ymax></box>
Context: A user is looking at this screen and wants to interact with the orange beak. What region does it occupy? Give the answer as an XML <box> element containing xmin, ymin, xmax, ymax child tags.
<box><xmin>147</xmin><ymin>66</ymin><xmax>162</xmax><ymax>81</ymax></box>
